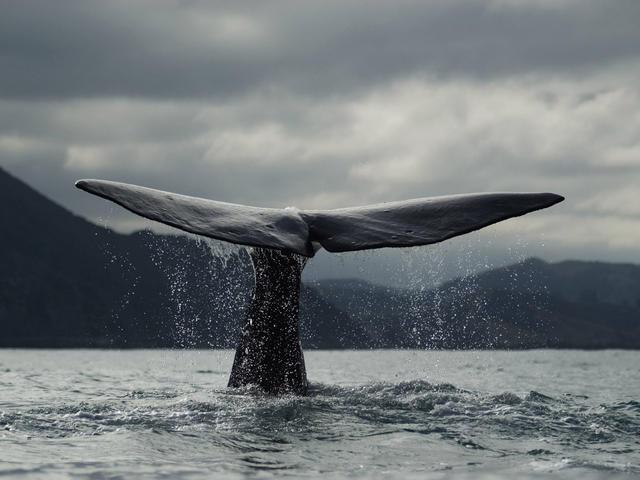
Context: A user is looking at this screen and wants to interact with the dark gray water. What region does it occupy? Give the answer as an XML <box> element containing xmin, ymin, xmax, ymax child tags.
<box><xmin>0</xmin><ymin>349</ymin><xmax>638</xmax><ymax>479</ymax></box>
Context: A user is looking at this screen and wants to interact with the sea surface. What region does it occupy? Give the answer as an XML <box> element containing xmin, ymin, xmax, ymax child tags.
<box><xmin>0</xmin><ymin>349</ymin><xmax>638</xmax><ymax>479</ymax></box>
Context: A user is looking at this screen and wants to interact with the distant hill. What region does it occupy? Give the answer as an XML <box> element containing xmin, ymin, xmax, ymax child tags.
<box><xmin>313</xmin><ymin>258</ymin><xmax>640</xmax><ymax>349</ymax></box>
<box><xmin>0</xmin><ymin>166</ymin><xmax>638</xmax><ymax>349</ymax></box>
<box><xmin>0</xmin><ymin>167</ymin><xmax>354</xmax><ymax>348</ymax></box>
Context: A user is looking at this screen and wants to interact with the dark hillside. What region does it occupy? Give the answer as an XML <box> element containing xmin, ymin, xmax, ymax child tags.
<box><xmin>0</xmin><ymin>167</ymin><xmax>351</xmax><ymax>348</ymax></box>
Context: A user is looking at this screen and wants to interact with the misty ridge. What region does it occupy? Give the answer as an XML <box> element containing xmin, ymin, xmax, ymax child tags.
<box><xmin>1</xmin><ymin>166</ymin><xmax>639</xmax><ymax>350</ymax></box>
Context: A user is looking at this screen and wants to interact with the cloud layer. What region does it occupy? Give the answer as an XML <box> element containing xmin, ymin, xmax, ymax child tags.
<box><xmin>1</xmin><ymin>0</ymin><xmax>639</xmax><ymax>281</ymax></box>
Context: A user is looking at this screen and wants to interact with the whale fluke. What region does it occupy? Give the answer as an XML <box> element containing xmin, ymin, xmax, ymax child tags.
<box><xmin>76</xmin><ymin>179</ymin><xmax>562</xmax><ymax>257</ymax></box>
<box><xmin>301</xmin><ymin>192</ymin><xmax>564</xmax><ymax>253</ymax></box>
<box><xmin>75</xmin><ymin>179</ymin><xmax>314</xmax><ymax>256</ymax></box>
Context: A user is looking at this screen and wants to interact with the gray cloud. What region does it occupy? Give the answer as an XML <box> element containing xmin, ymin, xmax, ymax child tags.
<box><xmin>1</xmin><ymin>0</ymin><xmax>639</xmax><ymax>99</ymax></box>
<box><xmin>1</xmin><ymin>0</ymin><xmax>639</xmax><ymax>283</ymax></box>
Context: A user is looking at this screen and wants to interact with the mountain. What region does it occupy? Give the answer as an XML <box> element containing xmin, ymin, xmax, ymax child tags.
<box><xmin>452</xmin><ymin>258</ymin><xmax>640</xmax><ymax>348</ymax></box>
<box><xmin>0</xmin><ymin>166</ymin><xmax>638</xmax><ymax>349</ymax></box>
<box><xmin>0</xmin><ymin>166</ymin><xmax>355</xmax><ymax>348</ymax></box>
<box><xmin>312</xmin><ymin>258</ymin><xmax>640</xmax><ymax>349</ymax></box>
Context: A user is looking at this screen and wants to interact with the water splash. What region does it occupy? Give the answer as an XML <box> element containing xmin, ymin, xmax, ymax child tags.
<box><xmin>142</xmin><ymin>231</ymin><xmax>252</xmax><ymax>349</ymax></box>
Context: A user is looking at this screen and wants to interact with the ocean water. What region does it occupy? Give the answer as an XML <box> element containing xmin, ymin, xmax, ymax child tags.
<box><xmin>0</xmin><ymin>349</ymin><xmax>638</xmax><ymax>479</ymax></box>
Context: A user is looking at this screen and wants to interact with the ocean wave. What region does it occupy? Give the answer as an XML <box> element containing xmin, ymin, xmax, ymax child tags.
<box><xmin>2</xmin><ymin>351</ymin><xmax>639</xmax><ymax>480</ymax></box>
<box><xmin>3</xmin><ymin>380</ymin><xmax>638</xmax><ymax>446</ymax></box>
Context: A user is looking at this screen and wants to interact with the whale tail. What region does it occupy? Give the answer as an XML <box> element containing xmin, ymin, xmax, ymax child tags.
<box><xmin>76</xmin><ymin>179</ymin><xmax>563</xmax><ymax>257</ymax></box>
<box><xmin>75</xmin><ymin>178</ymin><xmax>563</xmax><ymax>395</ymax></box>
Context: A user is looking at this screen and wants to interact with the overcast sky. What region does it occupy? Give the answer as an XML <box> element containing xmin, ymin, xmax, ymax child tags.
<box><xmin>2</xmin><ymin>0</ymin><xmax>639</xmax><ymax>283</ymax></box>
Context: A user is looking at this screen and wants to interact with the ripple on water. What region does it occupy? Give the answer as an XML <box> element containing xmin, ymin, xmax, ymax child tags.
<box><xmin>3</xmin><ymin>382</ymin><xmax>634</xmax><ymax>466</ymax></box>
<box><xmin>1</xmin><ymin>350</ymin><xmax>639</xmax><ymax>478</ymax></box>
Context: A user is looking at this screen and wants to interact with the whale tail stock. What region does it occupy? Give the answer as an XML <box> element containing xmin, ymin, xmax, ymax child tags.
<box><xmin>75</xmin><ymin>179</ymin><xmax>563</xmax><ymax>256</ymax></box>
